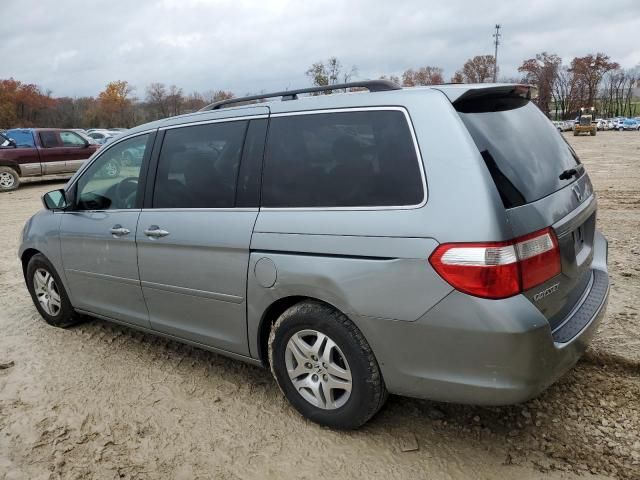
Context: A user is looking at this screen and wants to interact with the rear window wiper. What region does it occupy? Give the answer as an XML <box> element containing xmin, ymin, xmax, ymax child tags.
<box><xmin>559</xmin><ymin>164</ymin><xmax>584</xmax><ymax>180</ymax></box>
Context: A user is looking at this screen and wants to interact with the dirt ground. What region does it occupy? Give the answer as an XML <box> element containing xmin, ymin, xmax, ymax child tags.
<box><xmin>0</xmin><ymin>131</ymin><xmax>638</xmax><ymax>480</ymax></box>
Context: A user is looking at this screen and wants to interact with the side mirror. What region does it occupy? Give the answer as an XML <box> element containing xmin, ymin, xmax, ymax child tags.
<box><xmin>42</xmin><ymin>189</ymin><xmax>69</xmax><ymax>210</ymax></box>
<box><xmin>83</xmin><ymin>139</ymin><xmax>91</xmax><ymax>148</ymax></box>
<box><xmin>8</xmin><ymin>138</ymin><xmax>17</xmax><ymax>147</ymax></box>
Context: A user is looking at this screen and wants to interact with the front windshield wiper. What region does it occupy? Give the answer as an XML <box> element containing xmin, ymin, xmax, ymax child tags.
<box><xmin>559</xmin><ymin>164</ymin><xmax>584</xmax><ymax>180</ymax></box>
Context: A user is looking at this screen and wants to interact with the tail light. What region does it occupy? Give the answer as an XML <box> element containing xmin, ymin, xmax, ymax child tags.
<box><xmin>429</xmin><ymin>227</ymin><xmax>561</xmax><ymax>299</ymax></box>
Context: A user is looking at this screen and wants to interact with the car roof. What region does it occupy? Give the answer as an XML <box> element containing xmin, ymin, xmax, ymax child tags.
<box><xmin>6</xmin><ymin>127</ymin><xmax>71</xmax><ymax>132</ymax></box>
<box><xmin>124</xmin><ymin>83</ymin><xmax>532</xmax><ymax>137</ymax></box>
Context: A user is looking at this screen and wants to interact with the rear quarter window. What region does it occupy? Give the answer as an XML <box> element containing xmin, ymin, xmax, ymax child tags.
<box><xmin>262</xmin><ymin>110</ymin><xmax>424</xmax><ymax>208</ymax></box>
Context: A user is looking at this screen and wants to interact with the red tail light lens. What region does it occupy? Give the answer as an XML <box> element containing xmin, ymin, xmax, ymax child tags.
<box><xmin>429</xmin><ymin>228</ymin><xmax>561</xmax><ymax>299</ymax></box>
<box><xmin>514</xmin><ymin>229</ymin><xmax>561</xmax><ymax>290</ymax></box>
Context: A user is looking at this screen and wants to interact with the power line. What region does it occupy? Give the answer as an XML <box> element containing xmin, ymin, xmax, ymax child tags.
<box><xmin>492</xmin><ymin>24</ymin><xmax>501</xmax><ymax>82</ymax></box>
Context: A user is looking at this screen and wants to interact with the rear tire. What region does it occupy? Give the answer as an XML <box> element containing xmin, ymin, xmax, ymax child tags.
<box><xmin>26</xmin><ymin>254</ymin><xmax>82</xmax><ymax>328</ymax></box>
<box><xmin>268</xmin><ymin>301</ymin><xmax>387</xmax><ymax>429</ymax></box>
<box><xmin>0</xmin><ymin>166</ymin><xmax>20</xmax><ymax>191</ymax></box>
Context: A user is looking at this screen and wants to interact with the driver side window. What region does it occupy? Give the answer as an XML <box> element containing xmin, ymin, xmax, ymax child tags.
<box><xmin>76</xmin><ymin>133</ymin><xmax>150</xmax><ymax>211</ymax></box>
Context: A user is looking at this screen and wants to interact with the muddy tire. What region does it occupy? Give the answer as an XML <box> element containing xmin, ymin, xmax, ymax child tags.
<box><xmin>268</xmin><ymin>300</ymin><xmax>387</xmax><ymax>429</ymax></box>
<box><xmin>0</xmin><ymin>166</ymin><xmax>20</xmax><ymax>191</ymax></box>
<box><xmin>26</xmin><ymin>254</ymin><xmax>82</xmax><ymax>328</ymax></box>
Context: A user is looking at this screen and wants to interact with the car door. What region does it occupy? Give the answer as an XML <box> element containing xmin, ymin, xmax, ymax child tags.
<box><xmin>136</xmin><ymin>109</ymin><xmax>268</xmax><ymax>355</ymax></box>
<box><xmin>38</xmin><ymin>130</ymin><xmax>70</xmax><ymax>174</ymax></box>
<box><xmin>59</xmin><ymin>131</ymin><xmax>155</xmax><ymax>327</ymax></box>
<box><xmin>59</xmin><ymin>130</ymin><xmax>96</xmax><ymax>172</ymax></box>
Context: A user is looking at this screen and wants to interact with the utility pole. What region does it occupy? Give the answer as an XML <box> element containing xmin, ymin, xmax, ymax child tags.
<box><xmin>492</xmin><ymin>24</ymin><xmax>501</xmax><ymax>82</ymax></box>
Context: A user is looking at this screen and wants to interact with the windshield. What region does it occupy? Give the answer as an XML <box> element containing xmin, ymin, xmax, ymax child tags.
<box><xmin>458</xmin><ymin>100</ymin><xmax>581</xmax><ymax>208</ymax></box>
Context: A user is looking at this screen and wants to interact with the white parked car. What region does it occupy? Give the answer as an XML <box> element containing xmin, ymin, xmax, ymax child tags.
<box><xmin>595</xmin><ymin>119</ymin><xmax>607</xmax><ymax>131</ymax></box>
<box><xmin>87</xmin><ymin>129</ymin><xmax>118</xmax><ymax>145</ymax></box>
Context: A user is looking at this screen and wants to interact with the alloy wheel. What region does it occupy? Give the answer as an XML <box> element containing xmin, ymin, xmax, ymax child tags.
<box><xmin>33</xmin><ymin>268</ymin><xmax>62</xmax><ymax>316</ymax></box>
<box><xmin>285</xmin><ymin>329</ymin><xmax>352</xmax><ymax>410</ymax></box>
<box><xmin>0</xmin><ymin>171</ymin><xmax>15</xmax><ymax>188</ymax></box>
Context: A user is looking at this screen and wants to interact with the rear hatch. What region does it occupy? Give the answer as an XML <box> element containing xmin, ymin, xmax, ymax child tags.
<box><xmin>450</xmin><ymin>85</ymin><xmax>596</xmax><ymax>329</ymax></box>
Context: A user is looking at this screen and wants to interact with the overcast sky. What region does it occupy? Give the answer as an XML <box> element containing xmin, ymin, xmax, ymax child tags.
<box><xmin>2</xmin><ymin>0</ymin><xmax>640</xmax><ymax>98</ymax></box>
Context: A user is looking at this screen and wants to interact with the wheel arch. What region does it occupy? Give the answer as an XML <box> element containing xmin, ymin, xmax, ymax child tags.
<box><xmin>256</xmin><ymin>295</ymin><xmax>346</xmax><ymax>368</ymax></box>
<box><xmin>0</xmin><ymin>160</ymin><xmax>22</xmax><ymax>175</ymax></box>
<box><xmin>21</xmin><ymin>248</ymin><xmax>42</xmax><ymax>280</ymax></box>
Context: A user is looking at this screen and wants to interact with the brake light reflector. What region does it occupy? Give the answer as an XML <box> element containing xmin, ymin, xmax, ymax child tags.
<box><xmin>429</xmin><ymin>228</ymin><xmax>561</xmax><ymax>299</ymax></box>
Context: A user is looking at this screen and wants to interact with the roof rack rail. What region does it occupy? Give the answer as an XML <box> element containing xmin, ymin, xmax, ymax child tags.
<box><xmin>198</xmin><ymin>80</ymin><xmax>402</xmax><ymax>111</ymax></box>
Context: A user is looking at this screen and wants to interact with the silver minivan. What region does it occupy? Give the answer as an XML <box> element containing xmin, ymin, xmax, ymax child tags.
<box><xmin>19</xmin><ymin>81</ymin><xmax>609</xmax><ymax>428</ymax></box>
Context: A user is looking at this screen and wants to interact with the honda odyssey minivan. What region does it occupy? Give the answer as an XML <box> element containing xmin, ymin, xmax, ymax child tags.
<box><xmin>20</xmin><ymin>80</ymin><xmax>609</xmax><ymax>429</ymax></box>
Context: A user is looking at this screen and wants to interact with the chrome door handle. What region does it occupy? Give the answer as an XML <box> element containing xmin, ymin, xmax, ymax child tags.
<box><xmin>109</xmin><ymin>225</ymin><xmax>130</xmax><ymax>237</ymax></box>
<box><xmin>144</xmin><ymin>225</ymin><xmax>170</xmax><ymax>238</ymax></box>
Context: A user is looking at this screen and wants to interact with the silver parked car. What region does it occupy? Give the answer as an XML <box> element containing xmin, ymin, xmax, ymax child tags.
<box><xmin>19</xmin><ymin>81</ymin><xmax>609</xmax><ymax>429</ymax></box>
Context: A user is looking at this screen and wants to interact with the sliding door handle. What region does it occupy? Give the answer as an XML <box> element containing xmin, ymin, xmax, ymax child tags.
<box><xmin>144</xmin><ymin>225</ymin><xmax>170</xmax><ymax>238</ymax></box>
<box><xmin>110</xmin><ymin>225</ymin><xmax>130</xmax><ymax>237</ymax></box>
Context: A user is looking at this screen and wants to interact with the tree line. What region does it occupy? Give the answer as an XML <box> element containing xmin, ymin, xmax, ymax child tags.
<box><xmin>308</xmin><ymin>54</ymin><xmax>639</xmax><ymax>120</ymax></box>
<box><xmin>0</xmin><ymin>79</ymin><xmax>234</xmax><ymax>129</ymax></box>
<box><xmin>1</xmin><ymin>51</ymin><xmax>637</xmax><ymax>129</ymax></box>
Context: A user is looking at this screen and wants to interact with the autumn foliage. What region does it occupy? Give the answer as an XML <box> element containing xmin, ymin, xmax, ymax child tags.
<box><xmin>0</xmin><ymin>79</ymin><xmax>56</xmax><ymax>128</ymax></box>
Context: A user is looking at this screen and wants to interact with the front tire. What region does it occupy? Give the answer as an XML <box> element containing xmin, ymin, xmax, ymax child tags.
<box><xmin>26</xmin><ymin>254</ymin><xmax>82</xmax><ymax>328</ymax></box>
<box><xmin>268</xmin><ymin>301</ymin><xmax>387</xmax><ymax>429</ymax></box>
<box><xmin>0</xmin><ymin>166</ymin><xmax>20</xmax><ymax>191</ymax></box>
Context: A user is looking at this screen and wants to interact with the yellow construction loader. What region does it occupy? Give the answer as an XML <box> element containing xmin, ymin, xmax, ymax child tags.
<box><xmin>574</xmin><ymin>114</ymin><xmax>597</xmax><ymax>136</ymax></box>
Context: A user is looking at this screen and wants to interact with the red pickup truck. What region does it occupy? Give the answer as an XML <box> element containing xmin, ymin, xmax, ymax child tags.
<box><xmin>0</xmin><ymin>128</ymin><xmax>100</xmax><ymax>191</ymax></box>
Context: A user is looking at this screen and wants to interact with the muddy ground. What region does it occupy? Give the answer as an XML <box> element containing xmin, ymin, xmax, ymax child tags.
<box><xmin>0</xmin><ymin>131</ymin><xmax>638</xmax><ymax>479</ymax></box>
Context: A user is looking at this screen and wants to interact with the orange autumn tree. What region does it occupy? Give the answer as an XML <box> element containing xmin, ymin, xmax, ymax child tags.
<box><xmin>97</xmin><ymin>80</ymin><xmax>135</xmax><ymax>127</ymax></box>
<box><xmin>0</xmin><ymin>78</ymin><xmax>56</xmax><ymax>128</ymax></box>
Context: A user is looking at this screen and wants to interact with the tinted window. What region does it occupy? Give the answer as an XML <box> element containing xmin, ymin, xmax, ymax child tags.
<box><xmin>40</xmin><ymin>131</ymin><xmax>59</xmax><ymax>148</ymax></box>
<box><xmin>458</xmin><ymin>100</ymin><xmax>580</xmax><ymax>207</ymax></box>
<box><xmin>262</xmin><ymin>110</ymin><xmax>423</xmax><ymax>208</ymax></box>
<box><xmin>60</xmin><ymin>131</ymin><xmax>86</xmax><ymax>146</ymax></box>
<box><xmin>5</xmin><ymin>129</ymin><xmax>35</xmax><ymax>148</ymax></box>
<box><xmin>76</xmin><ymin>134</ymin><xmax>150</xmax><ymax>210</ymax></box>
<box><xmin>153</xmin><ymin>121</ymin><xmax>247</xmax><ymax>208</ymax></box>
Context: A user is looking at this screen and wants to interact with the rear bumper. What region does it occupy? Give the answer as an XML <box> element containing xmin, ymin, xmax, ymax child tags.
<box><xmin>355</xmin><ymin>230</ymin><xmax>609</xmax><ymax>405</ymax></box>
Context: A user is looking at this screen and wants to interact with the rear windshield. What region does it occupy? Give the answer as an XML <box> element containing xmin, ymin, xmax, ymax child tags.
<box><xmin>5</xmin><ymin>129</ymin><xmax>35</xmax><ymax>148</ymax></box>
<box><xmin>458</xmin><ymin>99</ymin><xmax>580</xmax><ymax>208</ymax></box>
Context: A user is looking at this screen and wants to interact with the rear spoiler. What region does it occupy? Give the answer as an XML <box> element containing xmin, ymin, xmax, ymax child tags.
<box><xmin>435</xmin><ymin>84</ymin><xmax>536</xmax><ymax>114</ymax></box>
<box><xmin>433</xmin><ymin>84</ymin><xmax>535</xmax><ymax>104</ymax></box>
